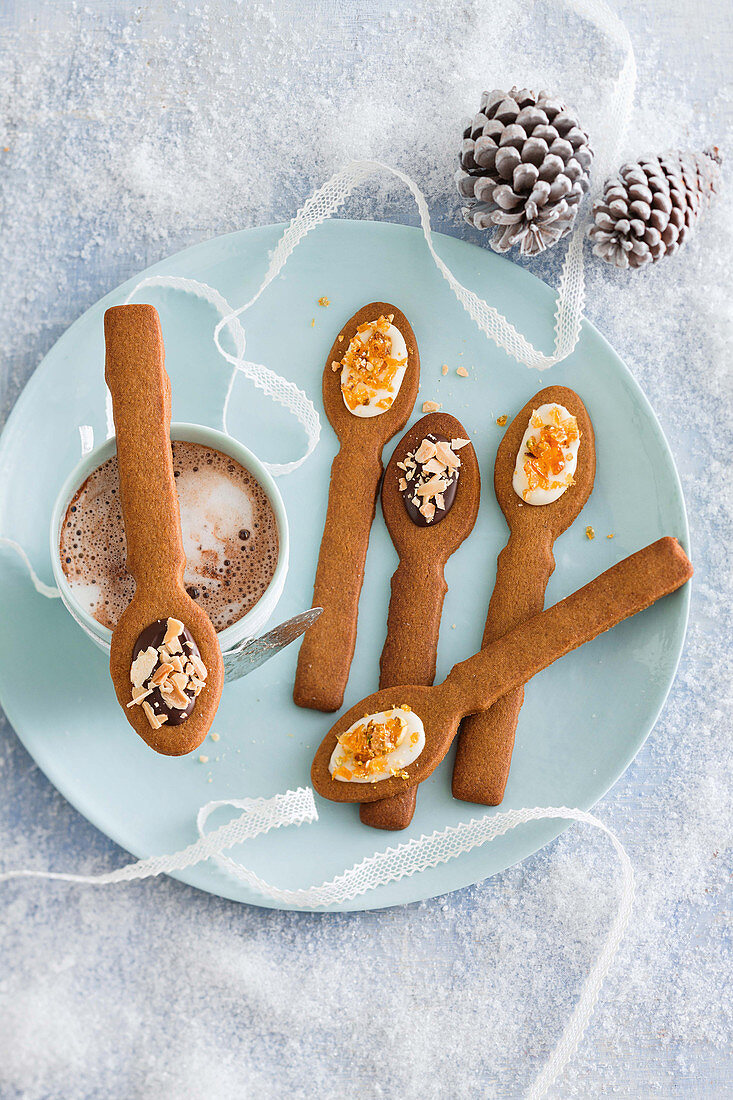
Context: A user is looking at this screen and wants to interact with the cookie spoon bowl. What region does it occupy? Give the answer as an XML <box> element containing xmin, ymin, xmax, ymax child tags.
<box><xmin>311</xmin><ymin>537</ymin><xmax>692</xmax><ymax>803</ymax></box>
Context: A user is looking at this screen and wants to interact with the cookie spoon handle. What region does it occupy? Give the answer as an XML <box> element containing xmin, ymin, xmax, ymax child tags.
<box><xmin>380</xmin><ymin>556</ymin><xmax>447</xmax><ymax>688</ymax></box>
<box><xmin>104</xmin><ymin>304</ymin><xmax>185</xmax><ymax>593</ymax></box>
<box><xmin>452</xmin><ymin>528</ymin><xmax>554</xmax><ymax>804</ymax></box>
<box><xmin>360</xmin><ymin>556</ymin><xmax>448</xmax><ymax>830</ymax></box>
<box><xmin>442</xmin><ymin>537</ymin><xmax>693</xmax><ymax>722</ymax></box>
<box><xmin>294</xmin><ymin>438</ymin><xmax>383</xmax><ymax>712</ymax></box>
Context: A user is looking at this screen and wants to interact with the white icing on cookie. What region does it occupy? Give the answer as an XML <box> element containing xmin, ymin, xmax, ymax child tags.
<box><xmin>329</xmin><ymin>706</ymin><xmax>425</xmax><ymax>783</ymax></box>
<box><xmin>338</xmin><ymin>317</ymin><xmax>408</xmax><ymax>418</ymax></box>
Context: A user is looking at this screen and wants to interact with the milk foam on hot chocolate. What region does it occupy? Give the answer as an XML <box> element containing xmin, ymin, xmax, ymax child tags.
<box><xmin>60</xmin><ymin>441</ymin><xmax>279</xmax><ymax>633</ymax></box>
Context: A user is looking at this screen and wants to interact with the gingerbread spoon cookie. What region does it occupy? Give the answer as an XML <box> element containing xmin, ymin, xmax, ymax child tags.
<box><xmin>311</xmin><ymin>537</ymin><xmax>692</xmax><ymax>803</ymax></box>
<box><xmin>294</xmin><ymin>304</ymin><xmax>420</xmax><ymax>712</ymax></box>
<box><xmin>104</xmin><ymin>304</ymin><xmax>224</xmax><ymax>755</ymax></box>
<box><xmin>453</xmin><ymin>386</ymin><xmax>594</xmax><ymax>805</ymax></box>
<box><xmin>360</xmin><ymin>412</ymin><xmax>480</xmax><ymax>830</ymax></box>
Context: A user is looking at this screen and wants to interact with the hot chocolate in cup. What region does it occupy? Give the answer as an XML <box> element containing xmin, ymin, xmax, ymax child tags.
<box><xmin>50</xmin><ymin>424</ymin><xmax>289</xmax><ymax>678</ymax></box>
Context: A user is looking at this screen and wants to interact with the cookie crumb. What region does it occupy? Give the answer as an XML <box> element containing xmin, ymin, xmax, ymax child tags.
<box><xmin>199</xmin><ymin>754</ymin><xmax>209</xmax><ymax>764</ymax></box>
<box><xmin>586</xmin><ymin>526</ymin><xmax>595</xmax><ymax>540</ymax></box>
<box><xmin>456</xmin><ymin>366</ymin><xmax>469</xmax><ymax>377</ymax></box>
<box><xmin>496</xmin><ymin>414</ymin><xmax>508</xmax><ymax>426</ymax></box>
<box><xmin>422</xmin><ymin>400</ymin><xmax>441</xmax><ymax>413</ymax></box>
<box><xmin>441</xmin><ymin>364</ymin><xmax>448</xmax><ymax>375</ymax></box>
<box><xmin>318</xmin><ymin>296</ymin><xmax>330</xmax><ymax>307</ymax></box>
<box><xmin>210</xmin><ymin>732</ymin><xmax>220</xmax><ymax>742</ymax></box>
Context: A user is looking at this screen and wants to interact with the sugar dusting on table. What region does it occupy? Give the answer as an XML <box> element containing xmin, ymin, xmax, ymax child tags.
<box><xmin>0</xmin><ymin>0</ymin><xmax>731</xmax><ymax>1096</ymax></box>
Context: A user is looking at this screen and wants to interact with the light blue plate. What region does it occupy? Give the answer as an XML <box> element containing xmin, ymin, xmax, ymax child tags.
<box><xmin>0</xmin><ymin>220</ymin><xmax>689</xmax><ymax>911</ymax></box>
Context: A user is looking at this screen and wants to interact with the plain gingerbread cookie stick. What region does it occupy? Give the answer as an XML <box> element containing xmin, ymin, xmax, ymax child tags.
<box><xmin>360</xmin><ymin>413</ymin><xmax>480</xmax><ymax>830</ymax></box>
<box><xmin>294</xmin><ymin>303</ymin><xmax>420</xmax><ymax>712</ymax></box>
<box><xmin>453</xmin><ymin>386</ymin><xmax>595</xmax><ymax>805</ymax></box>
<box><xmin>311</xmin><ymin>537</ymin><xmax>692</xmax><ymax>803</ymax></box>
<box><xmin>104</xmin><ymin>305</ymin><xmax>224</xmax><ymax>756</ymax></box>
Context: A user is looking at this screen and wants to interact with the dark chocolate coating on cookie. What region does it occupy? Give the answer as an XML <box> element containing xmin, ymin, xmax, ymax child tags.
<box><xmin>401</xmin><ymin>432</ymin><xmax>459</xmax><ymax>527</ymax></box>
<box><xmin>131</xmin><ymin>618</ymin><xmax>201</xmax><ymax>725</ymax></box>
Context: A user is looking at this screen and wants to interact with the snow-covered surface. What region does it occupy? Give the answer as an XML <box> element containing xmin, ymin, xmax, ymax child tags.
<box><xmin>1</xmin><ymin>1</ymin><xmax>731</xmax><ymax>1096</ymax></box>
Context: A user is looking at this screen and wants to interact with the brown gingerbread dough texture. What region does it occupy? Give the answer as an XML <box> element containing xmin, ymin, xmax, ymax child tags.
<box><xmin>453</xmin><ymin>385</ymin><xmax>595</xmax><ymax>805</ymax></box>
<box><xmin>294</xmin><ymin>303</ymin><xmax>420</xmax><ymax>713</ymax></box>
<box><xmin>104</xmin><ymin>304</ymin><xmax>224</xmax><ymax>756</ymax></box>
<box><xmin>310</xmin><ymin>537</ymin><xmax>692</xmax><ymax>804</ymax></box>
<box><xmin>359</xmin><ymin>412</ymin><xmax>480</xmax><ymax>830</ymax></box>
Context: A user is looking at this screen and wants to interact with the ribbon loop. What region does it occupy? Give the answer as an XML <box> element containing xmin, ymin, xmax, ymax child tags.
<box><xmin>0</xmin><ymin>794</ymin><xmax>635</xmax><ymax>1100</ymax></box>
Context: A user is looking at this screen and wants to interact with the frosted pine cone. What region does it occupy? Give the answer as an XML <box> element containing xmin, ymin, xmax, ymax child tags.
<box><xmin>589</xmin><ymin>149</ymin><xmax>722</xmax><ymax>269</ymax></box>
<box><xmin>456</xmin><ymin>87</ymin><xmax>593</xmax><ymax>256</ymax></box>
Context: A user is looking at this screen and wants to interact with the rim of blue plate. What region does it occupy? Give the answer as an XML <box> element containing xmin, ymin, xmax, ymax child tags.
<box><xmin>0</xmin><ymin>218</ymin><xmax>691</xmax><ymax>912</ymax></box>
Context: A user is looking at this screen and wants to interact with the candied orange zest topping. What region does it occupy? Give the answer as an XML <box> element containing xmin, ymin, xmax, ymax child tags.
<box><xmin>337</xmin><ymin>714</ymin><xmax>405</xmax><ymax>775</ymax></box>
<box><xmin>333</xmin><ymin>765</ymin><xmax>353</xmax><ymax>780</ymax></box>
<box><xmin>522</xmin><ymin>413</ymin><xmax>579</xmax><ymax>493</ymax></box>
<box><xmin>339</xmin><ymin>316</ymin><xmax>406</xmax><ymax>411</ymax></box>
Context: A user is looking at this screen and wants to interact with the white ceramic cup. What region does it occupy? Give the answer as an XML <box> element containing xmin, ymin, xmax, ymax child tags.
<box><xmin>50</xmin><ymin>423</ymin><xmax>289</xmax><ymax>680</ymax></box>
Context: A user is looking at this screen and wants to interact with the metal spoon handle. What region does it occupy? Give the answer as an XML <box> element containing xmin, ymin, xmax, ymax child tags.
<box><xmin>223</xmin><ymin>608</ymin><xmax>322</xmax><ymax>681</ymax></box>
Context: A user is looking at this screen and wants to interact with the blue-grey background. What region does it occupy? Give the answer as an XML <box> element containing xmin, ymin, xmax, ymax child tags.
<box><xmin>1</xmin><ymin>1</ymin><xmax>730</xmax><ymax>1097</ymax></box>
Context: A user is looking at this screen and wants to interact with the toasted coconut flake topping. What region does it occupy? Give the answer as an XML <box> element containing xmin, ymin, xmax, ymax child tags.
<box><xmin>130</xmin><ymin>646</ymin><xmax>158</xmax><ymax>689</ymax></box>
<box><xmin>338</xmin><ymin>315</ymin><xmax>407</xmax><ymax>414</ymax></box>
<box><xmin>142</xmin><ymin>700</ymin><xmax>168</xmax><ymax>730</ymax></box>
<box><xmin>398</xmin><ymin>434</ymin><xmax>468</xmax><ymax>524</ymax></box>
<box><xmin>163</xmin><ymin>618</ymin><xmax>184</xmax><ymax>646</ymax></box>
<box><xmin>129</xmin><ymin>618</ymin><xmax>209</xmax><ymax>728</ymax></box>
<box><xmin>414</xmin><ymin>439</ymin><xmax>437</xmax><ymax>464</ymax></box>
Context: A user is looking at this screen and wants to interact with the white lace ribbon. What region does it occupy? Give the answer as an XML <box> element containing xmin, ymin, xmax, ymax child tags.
<box><xmin>122</xmin><ymin>274</ymin><xmax>322</xmax><ymax>477</ymax></box>
<box><xmin>0</xmin><ymin>791</ymin><xmax>634</xmax><ymax>1100</ymax></box>
<box><xmin>118</xmin><ymin>0</ymin><xmax>636</xmax><ymax>468</ymax></box>
<box><xmin>1</xmin><ymin>0</ymin><xmax>635</xmax><ymax>579</ymax></box>
<box><xmin>0</xmin><ymin>537</ymin><xmax>61</xmax><ymax>598</ymax></box>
